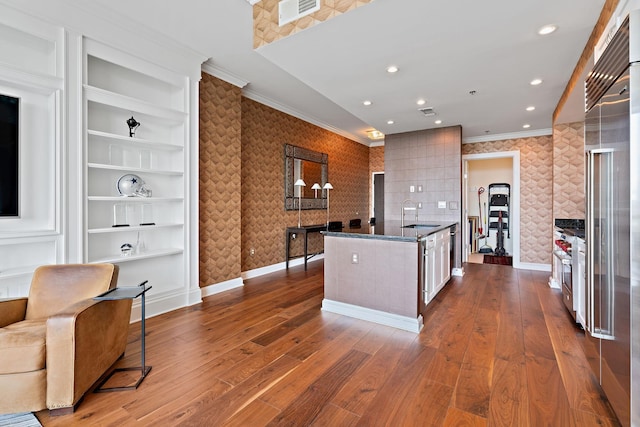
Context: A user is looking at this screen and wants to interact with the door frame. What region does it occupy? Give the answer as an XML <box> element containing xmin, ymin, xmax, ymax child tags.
<box><xmin>371</xmin><ymin>171</ymin><xmax>384</xmax><ymax>222</ymax></box>
<box><xmin>462</xmin><ymin>150</ymin><xmax>521</xmax><ymax>268</ymax></box>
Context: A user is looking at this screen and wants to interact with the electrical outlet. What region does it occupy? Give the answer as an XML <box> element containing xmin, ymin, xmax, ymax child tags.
<box><xmin>409</xmin><ymin>185</ymin><xmax>415</xmax><ymax>193</ymax></box>
<box><xmin>352</xmin><ymin>253</ymin><xmax>359</xmax><ymax>264</ymax></box>
<box><xmin>438</xmin><ymin>201</ymin><xmax>446</xmax><ymax>209</ymax></box>
<box><xmin>250</xmin><ymin>248</ymin><xmax>255</xmax><ymax>256</ymax></box>
<box><xmin>418</xmin><ymin>202</ymin><xmax>422</xmax><ymax>209</ymax></box>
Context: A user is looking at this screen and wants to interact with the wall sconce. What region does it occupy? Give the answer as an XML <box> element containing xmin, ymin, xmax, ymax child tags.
<box><xmin>311</xmin><ymin>183</ymin><xmax>321</xmax><ymax>198</ymax></box>
<box><xmin>323</xmin><ymin>182</ymin><xmax>333</xmax><ymax>227</ymax></box>
<box><xmin>294</xmin><ymin>179</ymin><xmax>306</xmax><ymax>227</ymax></box>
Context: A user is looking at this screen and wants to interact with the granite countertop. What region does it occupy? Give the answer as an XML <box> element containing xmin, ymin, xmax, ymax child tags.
<box><xmin>322</xmin><ymin>220</ymin><xmax>458</xmax><ymax>242</ymax></box>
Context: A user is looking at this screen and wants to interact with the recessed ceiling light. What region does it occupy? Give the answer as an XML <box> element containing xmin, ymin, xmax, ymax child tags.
<box><xmin>526</xmin><ymin>106</ymin><xmax>535</xmax><ymax>111</ymax></box>
<box><xmin>538</xmin><ymin>24</ymin><xmax>558</xmax><ymax>35</ymax></box>
<box><xmin>363</xmin><ymin>100</ymin><xmax>372</xmax><ymax>106</ymax></box>
<box><xmin>366</xmin><ymin>130</ymin><xmax>385</xmax><ymax>140</ymax></box>
<box><xmin>417</xmin><ymin>99</ymin><xmax>426</xmax><ymax>106</ymax></box>
<box><xmin>434</xmin><ymin>120</ymin><xmax>442</xmax><ymax>125</ymax></box>
<box><xmin>386</xmin><ymin>65</ymin><xmax>399</xmax><ymax>73</ymax></box>
<box><xmin>523</xmin><ymin>124</ymin><xmax>531</xmax><ymax>129</ymax></box>
<box><xmin>387</xmin><ymin>120</ymin><xmax>394</xmax><ymax>125</ymax></box>
<box><xmin>530</xmin><ymin>78</ymin><xmax>543</xmax><ymax>86</ymax></box>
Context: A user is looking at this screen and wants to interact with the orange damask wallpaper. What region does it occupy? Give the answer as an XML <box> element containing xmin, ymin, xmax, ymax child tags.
<box><xmin>200</xmin><ymin>73</ymin><xmax>371</xmax><ymax>283</ymax></box>
<box><xmin>462</xmin><ymin>135</ymin><xmax>553</xmax><ymax>265</ymax></box>
<box><xmin>199</xmin><ymin>73</ymin><xmax>243</xmax><ymax>287</ymax></box>
<box><xmin>241</xmin><ymin>98</ymin><xmax>370</xmax><ymax>271</ymax></box>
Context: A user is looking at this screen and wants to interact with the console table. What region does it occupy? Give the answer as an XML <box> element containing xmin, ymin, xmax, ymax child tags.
<box><xmin>285</xmin><ymin>224</ymin><xmax>326</xmax><ymax>270</ymax></box>
<box><xmin>93</xmin><ymin>281</ymin><xmax>152</xmax><ymax>392</ymax></box>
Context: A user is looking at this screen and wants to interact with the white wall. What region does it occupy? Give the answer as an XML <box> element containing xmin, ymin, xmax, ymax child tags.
<box><xmin>0</xmin><ymin>1</ymin><xmax>204</xmax><ymax>319</ymax></box>
<box><xmin>0</xmin><ymin>7</ymin><xmax>64</xmax><ymax>297</ymax></box>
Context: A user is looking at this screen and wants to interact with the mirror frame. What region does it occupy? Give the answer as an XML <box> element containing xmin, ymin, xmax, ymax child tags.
<box><xmin>284</xmin><ymin>144</ymin><xmax>328</xmax><ymax>210</ymax></box>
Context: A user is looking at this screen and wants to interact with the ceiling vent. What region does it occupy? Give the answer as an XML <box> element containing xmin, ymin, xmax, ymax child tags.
<box><xmin>418</xmin><ymin>107</ymin><xmax>436</xmax><ymax>117</ymax></box>
<box><xmin>279</xmin><ymin>0</ymin><xmax>320</xmax><ymax>26</ymax></box>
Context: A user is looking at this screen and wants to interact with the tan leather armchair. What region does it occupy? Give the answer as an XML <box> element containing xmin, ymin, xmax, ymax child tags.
<box><xmin>0</xmin><ymin>264</ymin><xmax>132</xmax><ymax>415</ymax></box>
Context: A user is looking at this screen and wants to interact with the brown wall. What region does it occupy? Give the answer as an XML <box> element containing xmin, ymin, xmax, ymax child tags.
<box><xmin>462</xmin><ymin>135</ymin><xmax>553</xmax><ymax>265</ymax></box>
<box><xmin>199</xmin><ymin>73</ymin><xmax>242</xmax><ymax>287</ymax></box>
<box><xmin>552</xmin><ymin>122</ymin><xmax>585</xmax><ymax>220</ymax></box>
<box><xmin>241</xmin><ymin>98</ymin><xmax>370</xmax><ymax>271</ymax></box>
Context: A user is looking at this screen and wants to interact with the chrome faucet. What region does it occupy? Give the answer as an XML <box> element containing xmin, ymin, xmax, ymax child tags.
<box><xmin>401</xmin><ymin>199</ymin><xmax>418</xmax><ymax>227</ymax></box>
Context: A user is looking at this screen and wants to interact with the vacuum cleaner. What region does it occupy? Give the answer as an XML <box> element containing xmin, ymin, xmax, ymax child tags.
<box><xmin>479</xmin><ymin>201</ymin><xmax>493</xmax><ymax>254</ymax></box>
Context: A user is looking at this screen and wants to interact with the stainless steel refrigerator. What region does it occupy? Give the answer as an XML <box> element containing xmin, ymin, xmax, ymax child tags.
<box><xmin>584</xmin><ymin>10</ymin><xmax>639</xmax><ymax>427</ymax></box>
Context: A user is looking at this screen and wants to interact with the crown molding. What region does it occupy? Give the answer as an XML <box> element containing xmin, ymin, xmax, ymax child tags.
<box><xmin>6</xmin><ymin>0</ymin><xmax>208</xmax><ymax>80</ymax></box>
<box><xmin>201</xmin><ymin>62</ymin><xmax>249</xmax><ymax>88</ymax></box>
<box><xmin>463</xmin><ymin>128</ymin><xmax>552</xmax><ymax>144</ymax></box>
<box><xmin>241</xmin><ymin>87</ymin><xmax>371</xmax><ymax>146</ymax></box>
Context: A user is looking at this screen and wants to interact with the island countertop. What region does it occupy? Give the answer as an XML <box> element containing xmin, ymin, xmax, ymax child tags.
<box><xmin>322</xmin><ymin>220</ymin><xmax>457</xmax><ymax>242</ymax></box>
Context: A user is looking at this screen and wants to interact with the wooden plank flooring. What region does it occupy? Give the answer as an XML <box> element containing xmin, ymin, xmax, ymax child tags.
<box><xmin>36</xmin><ymin>261</ymin><xmax>621</xmax><ymax>426</ymax></box>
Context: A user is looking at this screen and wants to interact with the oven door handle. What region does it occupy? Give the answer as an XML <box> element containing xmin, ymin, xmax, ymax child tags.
<box><xmin>553</xmin><ymin>251</ymin><xmax>572</xmax><ymax>264</ymax></box>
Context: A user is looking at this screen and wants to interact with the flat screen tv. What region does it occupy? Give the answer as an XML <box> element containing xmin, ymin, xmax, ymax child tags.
<box><xmin>0</xmin><ymin>94</ymin><xmax>19</xmax><ymax>217</ymax></box>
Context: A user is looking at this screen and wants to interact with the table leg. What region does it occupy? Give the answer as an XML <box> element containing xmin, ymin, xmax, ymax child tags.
<box><xmin>286</xmin><ymin>230</ymin><xmax>290</xmax><ymax>269</ymax></box>
<box><xmin>141</xmin><ymin>292</ymin><xmax>146</xmax><ymax>374</ymax></box>
<box><xmin>304</xmin><ymin>230</ymin><xmax>308</xmax><ymax>270</ymax></box>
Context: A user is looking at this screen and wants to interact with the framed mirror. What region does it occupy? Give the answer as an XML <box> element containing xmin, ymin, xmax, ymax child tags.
<box><xmin>284</xmin><ymin>144</ymin><xmax>328</xmax><ymax>210</ymax></box>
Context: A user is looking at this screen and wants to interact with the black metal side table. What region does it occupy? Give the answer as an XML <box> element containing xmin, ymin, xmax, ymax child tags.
<box><xmin>285</xmin><ymin>224</ymin><xmax>326</xmax><ymax>270</ymax></box>
<box><xmin>94</xmin><ymin>281</ymin><xmax>152</xmax><ymax>392</ymax></box>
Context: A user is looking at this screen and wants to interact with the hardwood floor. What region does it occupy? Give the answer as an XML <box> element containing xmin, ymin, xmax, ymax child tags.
<box><xmin>36</xmin><ymin>261</ymin><xmax>621</xmax><ymax>426</ymax></box>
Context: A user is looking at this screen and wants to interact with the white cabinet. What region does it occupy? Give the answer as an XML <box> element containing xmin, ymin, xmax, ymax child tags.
<box><xmin>82</xmin><ymin>39</ymin><xmax>189</xmax><ymax>294</ymax></box>
<box><xmin>424</xmin><ymin>234</ymin><xmax>437</xmax><ymax>303</ymax></box>
<box><xmin>423</xmin><ymin>228</ymin><xmax>452</xmax><ymax>304</ymax></box>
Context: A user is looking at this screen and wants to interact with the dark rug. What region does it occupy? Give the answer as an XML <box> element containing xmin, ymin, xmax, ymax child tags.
<box><xmin>483</xmin><ymin>254</ymin><xmax>513</xmax><ymax>265</ymax></box>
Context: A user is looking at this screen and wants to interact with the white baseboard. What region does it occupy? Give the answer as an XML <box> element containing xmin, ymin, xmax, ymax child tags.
<box><xmin>241</xmin><ymin>254</ymin><xmax>324</xmax><ymax>280</ymax></box>
<box><xmin>130</xmin><ymin>288</ymin><xmax>199</xmax><ymax>322</ymax></box>
<box><xmin>515</xmin><ymin>262</ymin><xmax>551</xmax><ymax>272</ymax></box>
<box><xmin>321</xmin><ymin>299</ymin><xmax>423</xmax><ymax>333</ymax></box>
<box><xmin>201</xmin><ymin>277</ymin><xmax>244</xmax><ymax>298</ymax></box>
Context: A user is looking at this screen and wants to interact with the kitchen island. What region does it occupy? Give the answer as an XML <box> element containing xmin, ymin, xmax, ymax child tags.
<box><xmin>322</xmin><ymin>221</ymin><xmax>458</xmax><ymax>333</ymax></box>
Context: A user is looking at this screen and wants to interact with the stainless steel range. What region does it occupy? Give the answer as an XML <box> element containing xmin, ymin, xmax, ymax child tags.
<box><xmin>552</xmin><ymin>218</ymin><xmax>585</xmax><ymax>323</ymax></box>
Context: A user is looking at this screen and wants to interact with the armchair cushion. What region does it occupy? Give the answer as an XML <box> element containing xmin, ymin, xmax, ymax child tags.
<box><xmin>0</xmin><ymin>320</ymin><xmax>46</xmax><ymax>374</ymax></box>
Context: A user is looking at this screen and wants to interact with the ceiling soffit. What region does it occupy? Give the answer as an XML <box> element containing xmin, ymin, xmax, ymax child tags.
<box><xmin>253</xmin><ymin>0</ymin><xmax>373</xmax><ymax>49</ymax></box>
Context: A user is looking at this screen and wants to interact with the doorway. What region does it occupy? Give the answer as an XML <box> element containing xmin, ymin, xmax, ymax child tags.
<box><xmin>462</xmin><ymin>151</ymin><xmax>520</xmax><ymax>268</ymax></box>
<box><xmin>372</xmin><ymin>172</ymin><xmax>384</xmax><ymax>225</ymax></box>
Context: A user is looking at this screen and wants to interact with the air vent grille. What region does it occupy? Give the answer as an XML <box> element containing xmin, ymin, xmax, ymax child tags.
<box><xmin>418</xmin><ymin>107</ymin><xmax>436</xmax><ymax>117</ymax></box>
<box><xmin>279</xmin><ymin>0</ymin><xmax>320</xmax><ymax>26</ymax></box>
<box><xmin>586</xmin><ymin>15</ymin><xmax>629</xmax><ymax>111</ymax></box>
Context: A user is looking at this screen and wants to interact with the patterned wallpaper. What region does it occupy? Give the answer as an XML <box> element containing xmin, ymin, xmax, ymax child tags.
<box><xmin>462</xmin><ymin>135</ymin><xmax>553</xmax><ymax>265</ymax></box>
<box><xmin>241</xmin><ymin>98</ymin><xmax>370</xmax><ymax>271</ymax></box>
<box><xmin>553</xmin><ymin>122</ymin><xmax>585</xmax><ymax>220</ymax></box>
<box><xmin>253</xmin><ymin>0</ymin><xmax>373</xmax><ymax>48</ymax></box>
<box><xmin>199</xmin><ymin>73</ymin><xmax>243</xmax><ymax>287</ymax></box>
